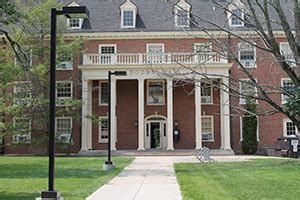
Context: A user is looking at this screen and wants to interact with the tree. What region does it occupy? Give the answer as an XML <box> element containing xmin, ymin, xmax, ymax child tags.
<box><xmin>0</xmin><ymin>0</ymin><xmax>82</xmax><ymax>152</ymax></box>
<box><xmin>241</xmin><ymin>100</ymin><xmax>258</xmax><ymax>154</ymax></box>
<box><xmin>165</xmin><ymin>0</ymin><xmax>299</xmax><ymax>130</ymax></box>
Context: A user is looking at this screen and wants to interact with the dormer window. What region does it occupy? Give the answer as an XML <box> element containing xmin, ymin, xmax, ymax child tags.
<box><xmin>228</xmin><ymin>0</ymin><xmax>245</xmax><ymax>27</ymax></box>
<box><xmin>174</xmin><ymin>0</ymin><xmax>191</xmax><ymax>28</ymax></box>
<box><xmin>120</xmin><ymin>0</ymin><xmax>137</xmax><ymax>28</ymax></box>
<box><xmin>229</xmin><ymin>9</ymin><xmax>244</xmax><ymax>27</ymax></box>
<box><xmin>66</xmin><ymin>2</ymin><xmax>85</xmax><ymax>30</ymax></box>
<box><xmin>68</xmin><ymin>18</ymin><xmax>83</xmax><ymax>29</ymax></box>
<box><xmin>177</xmin><ymin>9</ymin><xmax>189</xmax><ymax>27</ymax></box>
<box><xmin>123</xmin><ymin>10</ymin><xmax>134</xmax><ymax>27</ymax></box>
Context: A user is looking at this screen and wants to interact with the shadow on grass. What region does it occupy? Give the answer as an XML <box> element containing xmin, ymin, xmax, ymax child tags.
<box><xmin>0</xmin><ymin>192</ymin><xmax>39</xmax><ymax>200</ymax></box>
<box><xmin>0</xmin><ymin>162</ymin><xmax>109</xmax><ymax>178</ymax></box>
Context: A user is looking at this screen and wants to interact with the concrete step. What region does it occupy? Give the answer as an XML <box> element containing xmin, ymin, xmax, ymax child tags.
<box><xmin>78</xmin><ymin>149</ymin><xmax>235</xmax><ymax>156</ymax></box>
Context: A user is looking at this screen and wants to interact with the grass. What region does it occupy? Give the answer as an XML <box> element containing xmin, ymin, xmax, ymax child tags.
<box><xmin>0</xmin><ymin>156</ymin><xmax>134</xmax><ymax>200</ymax></box>
<box><xmin>175</xmin><ymin>159</ymin><xmax>300</xmax><ymax>200</ymax></box>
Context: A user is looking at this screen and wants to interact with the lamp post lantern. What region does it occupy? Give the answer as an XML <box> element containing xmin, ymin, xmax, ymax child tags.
<box><xmin>103</xmin><ymin>71</ymin><xmax>127</xmax><ymax>171</ymax></box>
<box><xmin>38</xmin><ymin>6</ymin><xmax>88</xmax><ymax>200</ymax></box>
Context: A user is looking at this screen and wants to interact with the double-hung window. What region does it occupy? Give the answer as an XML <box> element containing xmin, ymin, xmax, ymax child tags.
<box><xmin>229</xmin><ymin>9</ymin><xmax>244</xmax><ymax>27</ymax></box>
<box><xmin>55</xmin><ymin>117</ymin><xmax>72</xmax><ymax>143</ymax></box>
<box><xmin>281</xmin><ymin>79</ymin><xmax>295</xmax><ymax>104</ymax></box>
<box><xmin>176</xmin><ymin>9</ymin><xmax>189</xmax><ymax>27</ymax></box>
<box><xmin>13</xmin><ymin>117</ymin><xmax>31</xmax><ymax>142</ymax></box>
<box><xmin>14</xmin><ymin>82</ymin><xmax>32</xmax><ymax>106</ymax></box>
<box><xmin>194</xmin><ymin>43</ymin><xmax>212</xmax><ymax>64</ymax></box>
<box><xmin>120</xmin><ymin>0</ymin><xmax>137</xmax><ymax>28</ymax></box>
<box><xmin>57</xmin><ymin>52</ymin><xmax>73</xmax><ymax>70</ymax></box>
<box><xmin>99</xmin><ymin>117</ymin><xmax>109</xmax><ymax>142</ymax></box>
<box><xmin>99</xmin><ymin>81</ymin><xmax>109</xmax><ymax>105</ymax></box>
<box><xmin>280</xmin><ymin>42</ymin><xmax>295</xmax><ymax>67</ymax></box>
<box><xmin>239</xmin><ymin>79</ymin><xmax>257</xmax><ymax>104</ymax></box>
<box><xmin>123</xmin><ymin>10</ymin><xmax>134</xmax><ymax>27</ymax></box>
<box><xmin>283</xmin><ymin>119</ymin><xmax>298</xmax><ymax>136</ymax></box>
<box><xmin>147</xmin><ymin>44</ymin><xmax>164</xmax><ymax>64</ymax></box>
<box><xmin>174</xmin><ymin>0</ymin><xmax>191</xmax><ymax>28</ymax></box>
<box><xmin>239</xmin><ymin>43</ymin><xmax>256</xmax><ymax>68</ymax></box>
<box><xmin>201</xmin><ymin>83</ymin><xmax>213</xmax><ymax>104</ymax></box>
<box><xmin>56</xmin><ymin>81</ymin><xmax>73</xmax><ymax>105</ymax></box>
<box><xmin>68</xmin><ymin>18</ymin><xmax>83</xmax><ymax>29</ymax></box>
<box><xmin>147</xmin><ymin>80</ymin><xmax>165</xmax><ymax>105</ymax></box>
<box><xmin>201</xmin><ymin>116</ymin><xmax>214</xmax><ymax>141</ymax></box>
<box><xmin>100</xmin><ymin>45</ymin><xmax>116</xmax><ymax>64</ymax></box>
<box><xmin>14</xmin><ymin>47</ymin><xmax>32</xmax><ymax>67</ymax></box>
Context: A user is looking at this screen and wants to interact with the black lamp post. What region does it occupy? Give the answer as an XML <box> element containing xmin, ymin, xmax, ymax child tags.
<box><xmin>39</xmin><ymin>6</ymin><xmax>89</xmax><ymax>200</ymax></box>
<box><xmin>103</xmin><ymin>71</ymin><xmax>127</xmax><ymax>171</ymax></box>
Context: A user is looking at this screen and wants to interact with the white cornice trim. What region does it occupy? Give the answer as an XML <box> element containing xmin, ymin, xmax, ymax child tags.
<box><xmin>78</xmin><ymin>63</ymin><xmax>233</xmax><ymax>70</ymax></box>
<box><xmin>62</xmin><ymin>30</ymin><xmax>289</xmax><ymax>40</ymax></box>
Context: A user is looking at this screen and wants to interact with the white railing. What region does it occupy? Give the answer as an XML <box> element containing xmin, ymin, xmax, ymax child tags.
<box><xmin>83</xmin><ymin>52</ymin><xmax>227</xmax><ymax>65</ymax></box>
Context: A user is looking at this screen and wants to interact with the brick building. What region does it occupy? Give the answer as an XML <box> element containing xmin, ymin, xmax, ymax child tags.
<box><xmin>2</xmin><ymin>0</ymin><xmax>298</xmax><ymax>154</ymax></box>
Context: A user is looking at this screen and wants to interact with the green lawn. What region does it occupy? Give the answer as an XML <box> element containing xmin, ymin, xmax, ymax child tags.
<box><xmin>0</xmin><ymin>156</ymin><xmax>134</xmax><ymax>200</ymax></box>
<box><xmin>175</xmin><ymin>159</ymin><xmax>300</xmax><ymax>200</ymax></box>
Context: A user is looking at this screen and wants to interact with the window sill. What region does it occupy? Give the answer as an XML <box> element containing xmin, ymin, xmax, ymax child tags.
<box><xmin>238</xmin><ymin>65</ymin><xmax>257</xmax><ymax>69</ymax></box>
<box><xmin>201</xmin><ymin>103</ymin><xmax>214</xmax><ymax>105</ymax></box>
<box><xmin>202</xmin><ymin>140</ymin><xmax>215</xmax><ymax>143</ymax></box>
<box><xmin>147</xmin><ymin>103</ymin><xmax>165</xmax><ymax>106</ymax></box>
<box><xmin>99</xmin><ymin>140</ymin><xmax>108</xmax><ymax>143</ymax></box>
<box><xmin>56</xmin><ymin>68</ymin><xmax>73</xmax><ymax>71</ymax></box>
<box><xmin>281</xmin><ymin>101</ymin><xmax>287</xmax><ymax>105</ymax></box>
<box><xmin>99</xmin><ymin>103</ymin><xmax>108</xmax><ymax>106</ymax></box>
<box><xmin>12</xmin><ymin>141</ymin><xmax>31</xmax><ymax>145</ymax></box>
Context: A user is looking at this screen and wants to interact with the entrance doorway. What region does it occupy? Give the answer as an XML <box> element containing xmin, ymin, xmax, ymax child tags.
<box><xmin>145</xmin><ymin>116</ymin><xmax>167</xmax><ymax>149</ymax></box>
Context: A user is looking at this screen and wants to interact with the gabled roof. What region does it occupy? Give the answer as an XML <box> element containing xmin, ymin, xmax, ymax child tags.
<box><xmin>61</xmin><ymin>0</ymin><xmax>295</xmax><ymax>33</ymax></box>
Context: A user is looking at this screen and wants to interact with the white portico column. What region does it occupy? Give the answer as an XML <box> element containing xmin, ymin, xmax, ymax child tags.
<box><xmin>81</xmin><ymin>79</ymin><xmax>92</xmax><ymax>151</ymax></box>
<box><xmin>111</xmin><ymin>78</ymin><xmax>117</xmax><ymax>151</ymax></box>
<box><xmin>167</xmin><ymin>79</ymin><xmax>174</xmax><ymax>150</ymax></box>
<box><xmin>220</xmin><ymin>77</ymin><xmax>231</xmax><ymax>150</ymax></box>
<box><xmin>138</xmin><ymin>79</ymin><xmax>145</xmax><ymax>151</ymax></box>
<box><xmin>195</xmin><ymin>81</ymin><xmax>202</xmax><ymax>149</ymax></box>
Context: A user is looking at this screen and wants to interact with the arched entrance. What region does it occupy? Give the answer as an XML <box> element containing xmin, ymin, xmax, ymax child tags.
<box><xmin>145</xmin><ymin>115</ymin><xmax>167</xmax><ymax>150</ymax></box>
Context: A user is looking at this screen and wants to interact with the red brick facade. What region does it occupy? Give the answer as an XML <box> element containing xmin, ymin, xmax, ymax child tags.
<box><xmin>2</xmin><ymin>35</ymin><xmax>292</xmax><ymax>155</ymax></box>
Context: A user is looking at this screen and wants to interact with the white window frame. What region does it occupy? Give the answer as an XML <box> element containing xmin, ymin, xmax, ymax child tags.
<box><xmin>279</xmin><ymin>42</ymin><xmax>296</xmax><ymax>67</ymax></box>
<box><xmin>194</xmin><ymin>43</ymin><xmax>212</xmax><ymax>53</ymax></box>
<box><xmin>201</xmin><ymin>82</ymin><xmax>213</xmax><ymax>105</ymax></box>
<box><xmin>99</xmin><ymin>116</ymin><xmax>109</xmax><ymax>143</ymax></box>
<box><xmin>99</xmin><ymin>81</ymin><xmax>109</xmax><ymax>106</ymax></box>
<box><xmin>283</xmin><ymin>118</ymin><xmax>299</xmax><ymax>136</ymax></box>
<box><xmin>14</xmin><ymin>48</ymin><xmax>33</xmax><ymax>67</ymax></box>
<box><xmin>239</xmin><ymin>78</ymin><xmax>258</xmax><ymax>105</ymax></box>
<box><xmin>240</xmin><ymin>116</ymin><xmax>260</xmax><ymax>142</ymax></box>
<box><xmin>56</xmin><ymin>52</ymin><xmax>73</xmax><ymax>71</ymax></box>
<box><xmin>194</xmin><ymin>43</ymin><xmax>213</xmax><ymax>64</ymax></box>
<box><xmin>201</xmin><ymin>116</ymin><xmax>214</xmax><ymax>142</ymax></box>
<box><xmin>147</xmin><ymin>80</ymin><xmax>165</xmax><ymax>105</ymax></box>
<box><xmin>13</xmin><ymin>117</ymin><xmax>31</xmax><ymax>143</ymax></box>
<box><xmin>146</xmin><ymin>43</ymin><xmax>165</xmax><ymax>64</ymax></box>
<box><xmin>174</xmin><ymin>0</ymin><xmax>191</xmax><ymax>28</ymax></box>
<box><xmin>121</xmin><ymin>9</ymin><xmax>136</xmax><ymax>28</ymax></box>
<box><xmin>238</xmin><ymin>43</ymin><xmax>256</xmax><ymax>68</ymax></box>
<box><xmin>175</xmin><ymin>8</ymin><xmax>190</xmax><ymax>28</ymax></box>
<box><xmin>281</xmin><ymin>78</ymin><xmax>296</xmax><ymax>104</ymax></box>
<box><xmin>67</xmin><ymin>18</ymin><xmax>83</xmax><ymax>29</ymax></box>
<box><xmin>228</xmin><ymin>9</ymin><xmax>244</xmax><ymax>27</ymax></box>
<box><xmin>99</xmin><ymin>44</ymin><xmax>117</xmax><ymax>64</ymax></box>
<box><xmin>55</xmin><ymin>117</ymin><xmax>73</xmax><ymax>143</ymax></box>
<box><xmin>56</xmin><ymin>81</ymin><xmax>73</xmax><ymax>106</ymax></box>
<box><xmin>13</xmin><ymin>81</ymin><xmax>32</xmax><ymax>106</ymax></box>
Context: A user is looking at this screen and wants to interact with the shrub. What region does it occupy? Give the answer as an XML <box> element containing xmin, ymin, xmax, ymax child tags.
<box><xmin>241</xmin><ymin>100</ymin><xmax>258</xmax><ymax>154</ymax></box>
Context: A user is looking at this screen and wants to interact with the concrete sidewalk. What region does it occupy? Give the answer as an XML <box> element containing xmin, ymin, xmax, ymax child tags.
<box><xmin>86</xmin><ymin>156</ymin><xmax>182</xmax><ymax>200</ymax></box>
